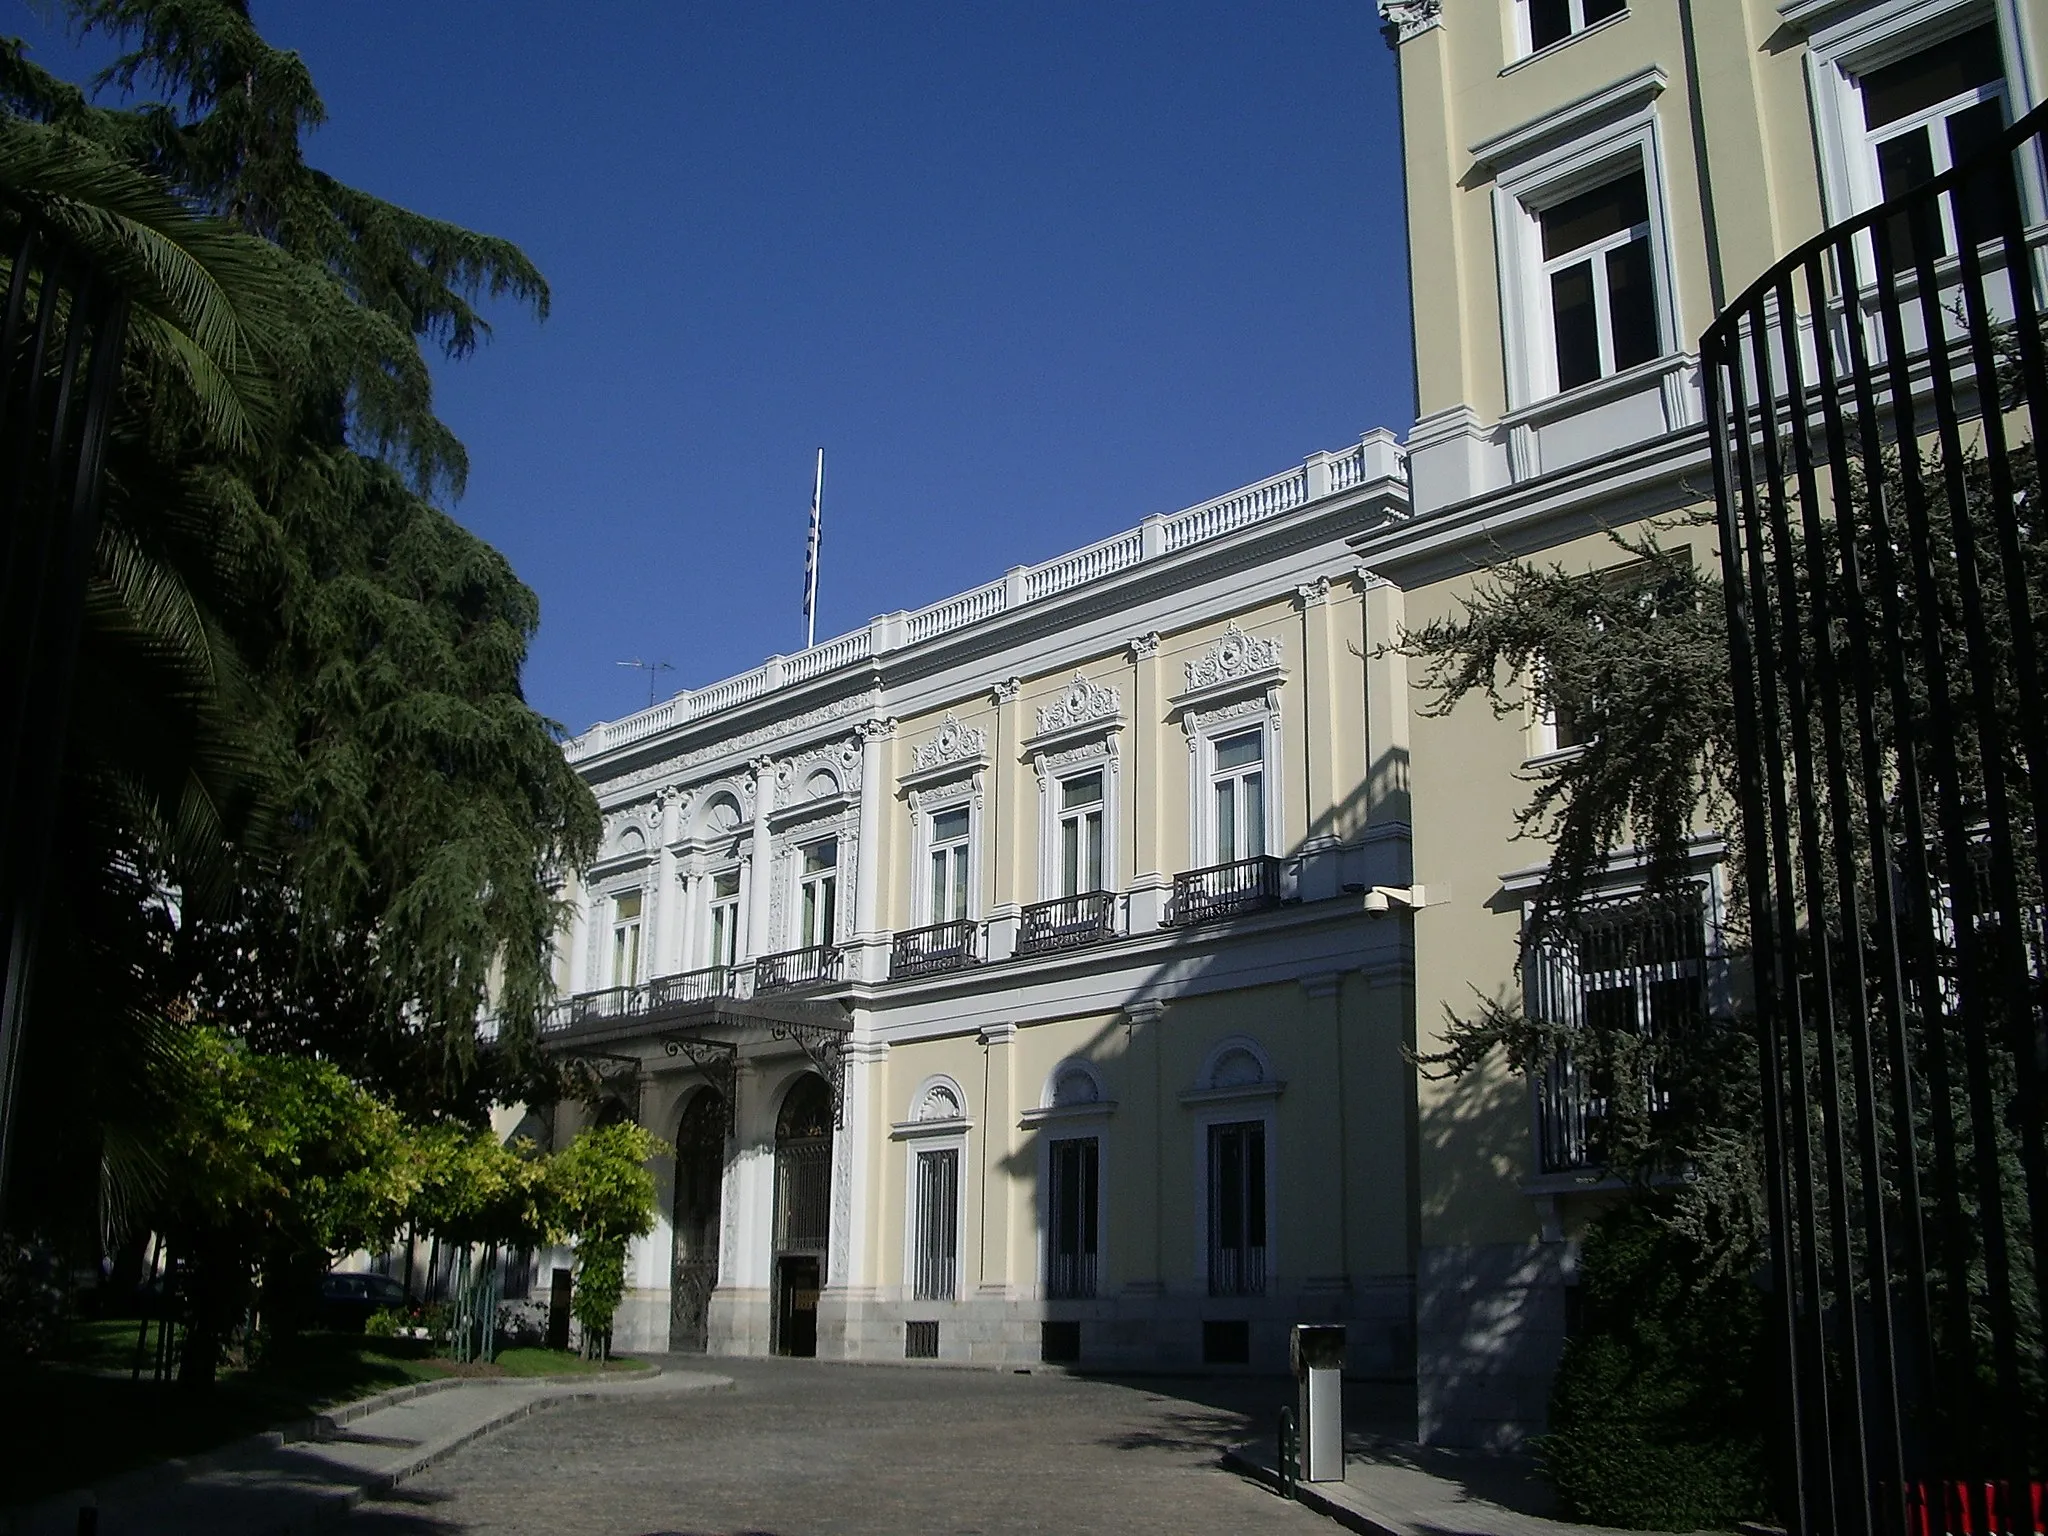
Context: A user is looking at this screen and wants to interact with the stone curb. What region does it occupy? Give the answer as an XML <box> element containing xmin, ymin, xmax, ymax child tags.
<box><xmin>1221</xmin><ymin>1444</ymin><xmax>1403</xmax><ymax>1536</ymax></box>
<box><xmin>6</xmin><ymin>1359</ymin><xmax>682</xmax><ymax>1536</ymax></box>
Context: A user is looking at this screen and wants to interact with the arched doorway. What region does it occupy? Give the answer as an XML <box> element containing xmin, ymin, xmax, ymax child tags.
<box><xmin>772</xmin><ymin>1074</ymin><xmax>833</xmax><ymax>1357</ymax></box>
<box><xmin>668</xmin><ymin>1090</ymin><xmax>725</xmax><ymax>1352</ymax></box>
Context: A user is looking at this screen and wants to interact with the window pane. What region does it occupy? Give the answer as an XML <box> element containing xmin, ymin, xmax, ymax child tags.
<box><xmin>931</xmin><ymin>807</ymin><xmax>969</xmax><ymax>844</ymax></box>
<box><xmin>1540</xmin><ymin>171</ymin><xmax>1648</xmax><ymax>261</ymax></box>
<box><xmin>803</xmin><ymin>838</ymin><xmax>837</xmax><ymax>874</ymax></box>
<box><xmin>713</xmin><ymin>870</ymin><xmax>739</xmax><ymax>899</ymax></box>
<box><xmin>951</xmin><ymin>847</ymin><xmax>967</xmax><ymax>921</ymax></box>
<box><xmin>1085</xmin><ymin>811</ymin><xmax>1103</xmax><ymax>893</ymax></box>
<box><xmin>1583</xmin><ymin>0</ymin><xmax>1625</xmax><ymax>24</ymax></box>
<box><xmin>1858</xmin><ymin>25</ymin><xmax>2005</xmax><ymax>131</ymax></box>
<box><xmin>615</xmin><ymin>890</ymin><xmax>642</xmax><ymax>921</ymax></box>
<box><xmin>1529</xmin><ymin>0</ymin><xmax>1571</xmax><ymax>50</ymax></box>
<box><xmin>1550</xmin><ymin>260</ymin><xmax>1602</xmax><ymax>390</ymax></box>
<box><xmin>1876</xmin><ymin>126</ymin><xmax>1946</xmax><ymax>262</ymax></box>
<box><xmin>1606</xmin><ymin>235</ymin><xmax>1659</xmax><ymax>371</ymax></box>
<box><xmin>1244</xmin><ymin>772</ymin><xmax>1266</xmax><ymax>858</ymax></box>
<box><xmin>1061</xmin><ymin>772</ymin><xmax>1103</xmax><ymax>811</ymax></box>
<box><xmin>1062</xmin><ymin>817</ymin><xmax>1080</xmax><ymax>898</ymax></box>
<box><xmin>931</xmin><ymin>849</ymin><xmax>948</xmax><ymax>919</ymax></box>
<box><xmin>1214</xmin><ymin>731</ymin><xmax>1263</xmax><ymax>772</ymax></box>
<box><xmin>1948</xmin><ymin>97</ymin><xmax>2018</xmax><ymax>249</ymax></box>
<box><xmin>1215</xmin><ymin>781</ymin><xmax>1236</xmax><ymax>864</ymax></box>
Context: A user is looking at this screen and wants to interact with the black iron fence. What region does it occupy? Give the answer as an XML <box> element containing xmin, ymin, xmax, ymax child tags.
<box><xmin>891</xmin><ymin>920</ymin><xmax>977</xmax><ymax>979</ymax></box>
<box><xmin>755</xmin><ymin>943</ymin><xmax>844</xmax><ymax>995</ymax></box>
<box><xmin>0</xmin><ymin>214</ymin><xmax>130</xmax><ymax>1214</ymax></box>
<box><xmin>1018</xmin><ymin>891</ymin><xmax>1119</xmax><ymax>956</ymax></box>
<box><xmin>1165</xmin><ymin>856</ymin><xmax>1285</xmax><ymax>927</ymax></box>
<box><xmin>1704</xmin><ymin>98</ymin><xmax>2047</xmax><ymax>1536</ymax></box>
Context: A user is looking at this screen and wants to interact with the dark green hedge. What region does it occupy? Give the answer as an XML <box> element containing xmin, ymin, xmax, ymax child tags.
<box><xmin>1542</xmin><ymin>1202</ymin><xmax>1775</xmax><ymax>1530</ymax></box>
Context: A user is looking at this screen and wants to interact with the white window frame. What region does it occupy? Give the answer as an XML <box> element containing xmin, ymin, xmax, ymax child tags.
<box><xmin>925</xmin><ymin>804</ymin><xmax>974</xmax><ymax>925</ymax></box>
<box><xmin>1802</xmin><ymin>0</ymin><xmax>2042</xmax><ymax>233</ymax></box>
<box><xmin>1178</xmin><ymin>1036</ymin><xmax>1283</xmax><ymax>1292</ymax></box>
<box><xmin>893</xmin><ymin>1075</ymin><xmax>971</xmax><ymax>1303</ymax></box>
<box><xmin>1034</xmin><ymin>744</ymin><xmax>1123</xmax><ymax>901</ymax></box>
<box><xmin>793</xmin><ymin>836</ymin><xmax>840</xmax><ymax>950</ymax></box>
<box><xmin>1491</xmin><ymin>100</ymin><xmax>1681</xmax><ymax>409</ymax></box>
<box><xmin>702</xmin><ymin>864</ymin><xmax>745</xmax><ymax>971</ymax></box>
<box><xmin>1196</xmin><ymin>719</ymin><xmax>1279</xmax><ymax>867</ymax></box>
<box><xmin>1509</xmin><ymin>0</ymin><xmax>1628</xmax><ymax>65</ymax></box>
<box><xmin>908</xmin><ymin>775</ymin><xmax>984</xmax><ymax>928</ymax></box>
<box><xmin>608</xmin><ymin>886</ymin><xmax>645</xmax><ymax>988</ymax></box>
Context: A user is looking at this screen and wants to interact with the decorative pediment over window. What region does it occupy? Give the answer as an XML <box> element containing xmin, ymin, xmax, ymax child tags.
<box><xmin>893</xmin><ymin>1073</ymin><xmax>974</xmax><ymax>1138</ymax></box>
<box><xmin>903</xmin><ymin>712</ymin><xmax>991</xmax><ymax>795</ymax></box>
<box><xmin>1171</xmin><ymin>622</ymin><xmax>1287</xmax><ymax>720</ymax></box>
<box><xmin>1035</xmin><ymin>674</ymin><xmax>1122</xmax><ymax>739</ymax></box>
<box><xmin>771</xmin><ymin>735</ymin><xmax>862</xmax><ymax>813</ymax></box>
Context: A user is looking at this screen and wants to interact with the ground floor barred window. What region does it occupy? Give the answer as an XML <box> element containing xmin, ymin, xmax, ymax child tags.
<box><xmin>911</xmin><ymin>1146</ymin><xmax>960</xmax><ymax>1301</ymax></box>
<box><xmin>1207</xmin><ymin>1120</ymin><xmax>1266</xmax><ymax>1297</ymax></box>
<box><xmin>1046</xmin><ymin>1136</ymin><xmax>1099</xmax><ymax>1299</ymax></box>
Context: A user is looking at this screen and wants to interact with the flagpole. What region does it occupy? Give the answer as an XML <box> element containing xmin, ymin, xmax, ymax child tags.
<box><xmin>804</xmin><ymin>446</ymin><xmax>824</xmax><ymax>650</ymax></box>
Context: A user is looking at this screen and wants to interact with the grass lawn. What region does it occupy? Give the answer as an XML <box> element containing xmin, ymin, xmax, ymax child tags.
<box><xmin>491</xmin><ymin>1346</ymin><xmax>643</xmax><ymax>1376</ymax></box>
<box><xmin>4</xmin><ymin>1326</ymin><xmax>451</xmax><ymax>1508</ymax></box>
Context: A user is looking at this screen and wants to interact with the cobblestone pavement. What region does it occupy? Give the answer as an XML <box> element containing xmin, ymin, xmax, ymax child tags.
<box><xmin>340</xmin><ymin>1356</ymin><xmax>1338</xmax><ymax>1535</ymax></box>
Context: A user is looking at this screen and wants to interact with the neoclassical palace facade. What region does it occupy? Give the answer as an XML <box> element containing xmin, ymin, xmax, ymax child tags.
<box><xmin>513</xmin><ymin>0</ymin><xmax>2046</xmax><ymax>1448</ymax></box>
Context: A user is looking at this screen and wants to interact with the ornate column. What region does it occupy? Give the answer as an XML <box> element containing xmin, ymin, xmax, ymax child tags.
<box><xmin>986</xmin><ymin>679</ymin><xmax>1022</xmax><ymax>959</ymax></box>
<box><xmin>655</xmin><ymin>787</ymin><xmax>684</xmax><ymax>975</ymax></box>
<box><xmin>747</xmin><ymin>757</ymin><xmax>775</xmax><ymax>958</ymax></box>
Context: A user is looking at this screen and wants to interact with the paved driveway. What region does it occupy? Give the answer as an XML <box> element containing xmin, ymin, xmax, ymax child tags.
<box><xmin>343</xmin><ymin>1356</ymin><xmax>1338</xmax><ymax>1535</ymax></box>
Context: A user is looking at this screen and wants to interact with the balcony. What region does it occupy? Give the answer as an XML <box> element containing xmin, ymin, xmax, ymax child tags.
<box><xmin>541</xmin><ymin>965</ymin><xmax>742</xmax><ymax>1035</ymax></box>
<box><xmin>754</xmin><ymin>944</ymin><xmax>845</xmax><ymax>995</ymax></box>
<box><xmin>1017</xmin><ymin>892</ymin><xmax>1119</xmax><ymax>957</ymax></box>
<box><xmin>1163</xmin><ymin>857</ymin><xmax>1285</xmax><ymax>927</ymax></box>
<box><xmin>891</xmin><ymin>920</ymin><xmax>979</xmax><ymax>980</ymax></box>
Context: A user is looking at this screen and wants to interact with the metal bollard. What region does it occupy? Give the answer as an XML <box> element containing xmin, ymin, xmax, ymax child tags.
<box><xmin>1277</xmin><ymin>1407</ymin><xmax>1298</xmax><ymax>1501</ymax></box>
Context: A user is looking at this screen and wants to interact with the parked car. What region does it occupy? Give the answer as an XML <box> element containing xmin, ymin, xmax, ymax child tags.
<box><xmin>316</xmin><ymin>1270</ymin><xmax>410</xmax><ymax>1332</ymax></box>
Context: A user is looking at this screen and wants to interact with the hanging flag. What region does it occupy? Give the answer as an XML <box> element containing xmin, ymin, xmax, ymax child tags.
<box><xmin>802</xmin><ymin>446</ymin><xmax>824</xmax><ymax>650</ymax></box>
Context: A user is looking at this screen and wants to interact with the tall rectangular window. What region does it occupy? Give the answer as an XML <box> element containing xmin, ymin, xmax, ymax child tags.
<box><xmin>1046</xmin><ymin>1137</ymin><xmax>1099</xmax><ymax>1300</ymax></box>
<box><xmin>610</xmin><ymin>890</ymin><xmax>643</xmax><ymax>987</ymax></box>
<box><xmin>912</xmin><ymin>1147</ymin><xmax>960</xmax><ymax>1300</ymax></box>
<box><xmin>708</xmin><ymin>870</ymin><xmax>741</xmax><ymax>969</ymax></box>
<box><xmin>799</xmin><ymin>839</ymin><xmax>837</xmax><ymax>949</ymax></box>
<box><xmin>1207</xmin><ymin>1121</ymin><xmax>1267</xmax><ymax>1297</ymax></box>
<box><xmin>928</xmin><ymin>808</ymin><xmax>970</xmax><ymax>924</ymax></box>
<box><xmin>1856</xmin><ymin>26</ymin><xmax>2012</xmax><ymax>264</ymax></box>
<box><xmin>1211</xmin><ymin>730</ymin><xmax>1266</xmax><ymax>863</ymax></box>
<box><xmin>1059</xmin><ymin>773</ymin><xmax>1106</xmax><ymax>896</ymax></box>
<box><xmin>1540</xmin><ymin>169</ymin><xmax>1660</xmax><ymax>393</ymax></box>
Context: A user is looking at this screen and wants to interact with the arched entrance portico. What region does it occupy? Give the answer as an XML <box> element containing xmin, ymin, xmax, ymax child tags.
<box><xmin>668</xmin><ymin>1089</ymin><xmax>725</xmax><ymax>1352</ymax></box>
<box><xmin>772</xmin><ymin>1074</ymin><xmax>833</xmax><ymax>1357</ymax></box>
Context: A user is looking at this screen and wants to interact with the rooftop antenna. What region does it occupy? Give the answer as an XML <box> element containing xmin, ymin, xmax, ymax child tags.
<box><xmin>616</xmin><ymin>658</ymin><xmax>675</xmax><ymax>709</ymax></box>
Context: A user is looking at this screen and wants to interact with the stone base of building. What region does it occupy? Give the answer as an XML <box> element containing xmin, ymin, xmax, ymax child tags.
<box><xmin>1415</xmin><ymin>1242</ymin><xmax>1569</xmax><ymax>1450</ymax></box>
<box><xmin>665</xmin><ymin>1277</ymin><xmax>1415</xmax><ymax>1377</ymax></box>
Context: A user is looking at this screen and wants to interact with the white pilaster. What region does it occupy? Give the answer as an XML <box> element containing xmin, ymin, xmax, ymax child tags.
<box><xmin>747</xmin><ymin>757</ymin><xmax>774</xmax><ymax>958</ymax></box>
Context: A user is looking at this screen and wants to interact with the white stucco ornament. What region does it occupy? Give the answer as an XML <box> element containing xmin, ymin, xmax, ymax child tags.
<box><xmin>912</xmin><ymin>714</ymin><xmax>988</xmax><ymax>773</ymax></box>
<box><xmin>1183</xmin><ymin>622</ymin><xmax>1283</xmax><ymax>693</ymax></box>
<box><xmin>1377</xmin><ymin>0</ymin><xmax>1441</xmax><ymax>45</ymax></box>
<box><xmin>1036</xmin><ymin>674</ymin><xmax>1122</xmax><ymax>737</ymax></box>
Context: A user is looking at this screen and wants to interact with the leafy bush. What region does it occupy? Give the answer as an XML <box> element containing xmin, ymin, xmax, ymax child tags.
<box><xmin>1542</xmin><ymin>1202</ymin><xmax>1775</xmax><ymax>1530</ymax></box>
<box><xmin>363</xmin><ymin>1306</ymin><xmax>404</xmax><ymax>1338</ymax></box>
<box><xmin>0</xmin><ymin>1234</ymin><xmax>70</xmax><ymax>1360</ymax></box>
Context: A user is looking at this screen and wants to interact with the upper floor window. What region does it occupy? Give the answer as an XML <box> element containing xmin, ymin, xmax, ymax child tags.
<box><xmin>1059</xmin><ymin>772</ymin><xmax>1106</xmax><ymax>896</ymax></box>
<box><xmin>928</xmin><ymin>808</ymin><xmax>971</xmax><ymax>924</ymax></box>
<box><xmin>707</xmin><ymin>870</ymin><xmax>741</xmax><ymax>969</ymax></box>
<box><xmin>1520</xmin><ymin>0</ymin><xmax>1624</xmax><ymax>56</ymax></box>
<box><xmin>1210</xmin><ymin>730</ymin><xmax>1268</xmax><ymax>864</ymax></box>
<box><xmin>1856</xmin><ymin>25</ymin><xmax>2013</xmax><ymax>262</ymax></box>
<box><xmin>610</xmin><ymin>890</ymin><xmax>643</xmax><ymax>987</ymax></box>
<box><xmin>798</xmin><ymin>839</ymin><xmax>838</xmax><ymax>949</ymax></box>
<box><xmin>1540</xmin><ymin>169</ymin><xmax>1661</xmax><ymax>393</ymax></box>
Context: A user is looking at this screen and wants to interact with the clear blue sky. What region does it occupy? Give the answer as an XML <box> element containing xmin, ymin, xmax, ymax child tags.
<box><xmin>17</xmin><ymin>2</ymin><xmax>1414</xmax><ymax>734</ymax></box>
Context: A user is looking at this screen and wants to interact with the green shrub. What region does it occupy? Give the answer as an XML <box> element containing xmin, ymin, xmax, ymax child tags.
<box><xmin>1542</xmin><ymin>1202</ymin><xmax>1774</xmax><ymax>1530</ymax></box>
<box><xmin>363</xmin><ymin>1306</ymin><xmax>403</xmax><ymax>1338</ymax></box>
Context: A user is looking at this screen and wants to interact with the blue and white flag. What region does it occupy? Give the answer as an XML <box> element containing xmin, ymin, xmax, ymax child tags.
<box><xmin>802</xmin><ymin>447</ymin><xmax>824</xmax><ymax>649</ymax></box>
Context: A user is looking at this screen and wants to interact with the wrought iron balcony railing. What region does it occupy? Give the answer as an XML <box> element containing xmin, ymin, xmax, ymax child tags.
<box><xmin>754</xmin><ymin>943</ymin><xmax>845</xmax><ymax>995</ymax></box>
<box><xmin>1017</xmin><ymin>891</ymin><xmax>1119</xmax><ymax>956</ymax></box>
<box><xmin>891</xmin><ymin>920</ymin><xmax>979</xmax><ymax>979</ymax></box>
<box><xmin>1163</xmin><ymin>856</ymin><xmax>1284</xmax><ymax>927</ymax></box>
<box><xmin>540</xmin><ymin>965</ymin><xmax>744</xmax><ymax>1035</ymax></box>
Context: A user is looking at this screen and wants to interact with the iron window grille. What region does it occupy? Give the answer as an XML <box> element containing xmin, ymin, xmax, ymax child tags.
<box><xmin>1045</xmin><ymin>1136</ymin><xmax>1100</xmax><ymax>1300</ymax></box>
<box><xmin>1527</xmin><ymin>889</ymin><xmax>1711</xmax><ymax>1175</ymax></box>
<box><xmin>1207</xmin><ymin>1120</ymin><xmax>1267</xmax><ymax>1297</ymax></box>
<box><xmin>911</xmin><ymin>1146</ymin><xmax>960</xmax><ymax>1301</ymax></box>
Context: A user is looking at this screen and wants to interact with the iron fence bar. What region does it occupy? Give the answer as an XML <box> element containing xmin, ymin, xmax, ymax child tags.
<box><xmin>1949</xmin><ymin>165</ymin><xmax>2048</xmax><ymax>1360</ymax></box>
<box><xmin>1708</xmin><ymin>304</ymin><xmax>1822</xmax><ymax>1536</ymax></box>
<box><xmin>1879</xmin><ymin>200</ymin><xmax>2036</xmax><ymax>1495</ymax></box>
<box><xmin>1748</xmin><ymin>274</ymin><xmax>1878</xmax><ymax>1535</ymax></box>
<box><xmin>1784</xmin><ymin>249</ymin><xmax>1915</xmax><ymax>1529</ymax></box>
<box><xmin>1831</xmin><ymin>216</ymin><xmax>1976</xmax><ymax>1493</ymax></box>
<box><xmin>1804</xmin><ymin>231</ymin><xmax>1943</xmax><ymax>1506</ymax></box>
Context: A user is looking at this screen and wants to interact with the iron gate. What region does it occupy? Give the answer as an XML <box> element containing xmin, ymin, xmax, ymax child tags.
<box><xmin>1704</xmin><ymin>100</ymin><xmax>2047</xmax><ymax>1536</ymax></box>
